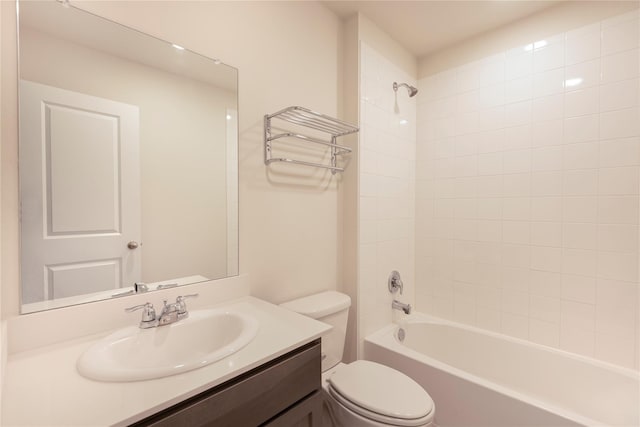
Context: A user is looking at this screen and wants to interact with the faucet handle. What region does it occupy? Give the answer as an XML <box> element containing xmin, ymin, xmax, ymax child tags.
<box><xmin>125</xmin><ymin>302</ymin><xmax>156</xmax><ymax>322</ymax></box>
<box><xmin>388</xmin><ymin>270</ymin><xmax>404</xmax><ymax>295</ymax></box>
<box><xmin>176</xmin><ymin>294</ymin><xmax>199</xmax><ymax>314</ymax></box>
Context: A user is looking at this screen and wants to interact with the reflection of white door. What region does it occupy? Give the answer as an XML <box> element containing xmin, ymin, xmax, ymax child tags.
<box><xmin>20</xmin><ymin>80</ymin><xmax>141</xmax><ymax>303</ymax></box>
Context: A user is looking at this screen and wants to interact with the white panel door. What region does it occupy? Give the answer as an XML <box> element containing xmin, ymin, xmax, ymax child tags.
<box><xmin>20</xmin><ymin>80</ymin><xmax>141</xmax><ymax>303</ymax></box>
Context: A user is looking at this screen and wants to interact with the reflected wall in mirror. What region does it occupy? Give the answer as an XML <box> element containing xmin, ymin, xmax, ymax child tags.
<box><xmin>18</xmin><ymin>0</ymin><xmax>239</xmax><ymax>313</ymax></box>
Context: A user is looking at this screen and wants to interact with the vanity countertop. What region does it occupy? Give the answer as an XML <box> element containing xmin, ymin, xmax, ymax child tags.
<box><xmin>1</xmin><ymin>296</ymin><xmax>330</xmax><ymax>427</ymax></box>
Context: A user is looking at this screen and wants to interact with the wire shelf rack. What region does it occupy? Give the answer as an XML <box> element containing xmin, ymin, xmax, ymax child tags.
<box><xmin>264</xmin><ymin>106</ymin><xmax>359</xmax><ymax>174</ymax></box>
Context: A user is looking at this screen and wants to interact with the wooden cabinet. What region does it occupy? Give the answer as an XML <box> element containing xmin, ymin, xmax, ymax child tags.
<box><xmin>263</xmin><ymin>391</ymin><xmax>323</xmax><ymax>427</ymax></box>
<box><xmin>131</xmin><ymin>339</ymin><xmax>322</xmax><ymax>427</ymax></box>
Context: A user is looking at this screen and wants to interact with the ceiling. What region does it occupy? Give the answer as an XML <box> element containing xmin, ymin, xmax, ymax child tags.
<box><xmin>322</xmin><ymin>1</ymin><xmax>562</xmax><ymax>58</ymax></box>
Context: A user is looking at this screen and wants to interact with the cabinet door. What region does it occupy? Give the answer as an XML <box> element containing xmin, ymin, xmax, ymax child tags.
<box><xmin>262</xmin><ymin>391</ymin><xmax>323</xmax><ymax>427</ymax></box>
<box><xmin>132</xmin><ymin>340</ymin><xmax>321</xmax><ymax>427</ymax></box>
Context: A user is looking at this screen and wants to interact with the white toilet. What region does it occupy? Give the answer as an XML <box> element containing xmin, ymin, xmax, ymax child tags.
<box><xmin>281</xmin><ymin>291</ymin><xmax>435</xmax><ymax>427</ymax></box>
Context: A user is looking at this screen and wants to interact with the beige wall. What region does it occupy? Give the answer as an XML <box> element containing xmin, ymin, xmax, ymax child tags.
<box><xmin>1</xmin><ymin>1</ymin><xmax>18</xmax><ymax>319</ymax></box>
<box><xmin>2</xmin><ymin>1</ymin><xmax>344</xmax><ymax>317</ymax></box>
<box><xmin>338</xmin><ymin>14</ymin><xmax>360</xmax><ymax>363</ymax></box>
<box><xmin>0</xmin><ymin>1</ymin><xmax>5</xmax><ymax>419</ymax></box>
<box><xmin>419</xmin><ymin>1</ymin><xmax>639</xmax><ymax>78</ymax></box>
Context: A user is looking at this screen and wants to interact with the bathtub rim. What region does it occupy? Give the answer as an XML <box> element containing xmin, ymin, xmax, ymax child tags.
<box><xmin>393</xmin><ymin>312</ymin><xmax>639</xmax><ymax>378</ymax></box>
<box><xmin>365</xmin><ymin>313</ymin><xmax>640</xmax><ymax>427</ymax></box>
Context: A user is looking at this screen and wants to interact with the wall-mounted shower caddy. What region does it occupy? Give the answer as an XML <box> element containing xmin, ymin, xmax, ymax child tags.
<box><xmin>264</xmin><ymin>106</ymin><xmax>359</xmax><ymax>174</ymax></box>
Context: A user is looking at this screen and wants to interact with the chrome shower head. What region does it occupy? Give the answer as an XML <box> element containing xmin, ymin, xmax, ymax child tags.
<box><xmin>393</xmin><ymin>82</ymin><xmax>418</xmax><ymax>97</ymax></box>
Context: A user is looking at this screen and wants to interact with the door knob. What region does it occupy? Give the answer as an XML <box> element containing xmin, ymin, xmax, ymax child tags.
<box><xmin>127</xmin><ymin>241</ymin><xmax>140</xmax><ymax>250</ymax></box>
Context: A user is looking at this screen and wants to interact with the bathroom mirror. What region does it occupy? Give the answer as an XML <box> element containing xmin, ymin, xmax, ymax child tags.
<box><xmin>18</xmin><ymin>0</ymin><xmax>239</xmax><ymax>313</ymax></box>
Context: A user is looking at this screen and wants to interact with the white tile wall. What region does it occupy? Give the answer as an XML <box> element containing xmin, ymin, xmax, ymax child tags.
<box><xmin>359</xmin><ymin>43</ymin><xmax>417</xmax><ymax>348</ymax></box>
<box><xmin>416</xmin><ymin>10</ymin><xmax>640</xmax><ymax>370</ymax></box>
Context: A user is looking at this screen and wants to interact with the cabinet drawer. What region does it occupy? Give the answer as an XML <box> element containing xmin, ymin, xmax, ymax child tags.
<box><xmin>133</xmin><ymin>339</ymin><xmax>321</xmax><ymax>427</ymax></box>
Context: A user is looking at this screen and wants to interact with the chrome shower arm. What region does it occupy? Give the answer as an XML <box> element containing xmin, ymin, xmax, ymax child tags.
<box><xmin>393</xmin><ymin>81</ymin><xmax>418</xmax><ymax>97</ymax></box>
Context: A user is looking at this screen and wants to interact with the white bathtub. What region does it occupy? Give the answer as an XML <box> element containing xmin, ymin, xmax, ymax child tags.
<box><xmin>364</xmin><ymin>314</ymin><xmax>639</xmax><ymax>427</ymax></box>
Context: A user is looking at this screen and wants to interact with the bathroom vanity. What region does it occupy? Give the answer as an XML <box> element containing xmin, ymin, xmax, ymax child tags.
<box><xmin>1</xmin><ymin>296</ymin><xmax>330</xmax><ymax>426</ymax></box>
<box><xmin>133</xmin><ymin>340</ymin><xmax>322</xmax><ymax>426</ymax></box>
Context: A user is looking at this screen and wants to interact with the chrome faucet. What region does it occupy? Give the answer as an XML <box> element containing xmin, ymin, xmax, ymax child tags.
<box><xmin>392</xmin><ymin>299</ymin><xmax>411</xmax><ymax>315</ymax></box>
<box><xmin>388</xmin><ymin>270</ymin><xmax>404</xmax><ymax>295</ymax></box>
<box><xmin>125</xmin><ymin>302</ymin><xmax>158</xmax><ymax>329</ymax></box>
<box><xmin>111</xmin><ymin>282</ymin><xmax>148</xmax><ymax>298</ymax></box>
<box><xmin>125</xmin><ymin>294</ymin><xmax>198</xmax><ymax>328</ymax></box>
<box><xmin>134</xmin><ymin>282</ymin><xmax>149</xmax><ymax>293</ymax></box>
<box><xmin>158</xmin><ymin>294</ymin><xmax>198</xmax><ymax>325</ymax></box>
<box><xmin>157</xmin><ymin>300</ymin><xmax>180</xmax><ymax>326</ymax></box>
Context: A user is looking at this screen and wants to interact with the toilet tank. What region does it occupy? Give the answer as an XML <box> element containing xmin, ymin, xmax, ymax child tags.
<box><xmin>280</xmin><ymin>291</ymin><xmax>351</xmax><ymax>371</ymax></box>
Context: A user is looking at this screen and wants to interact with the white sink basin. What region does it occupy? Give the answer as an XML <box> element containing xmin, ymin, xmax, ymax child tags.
<box><xmin>77</xmin><ymin>308</ymin><xmax>259</xmax><ymax>382</ymax></box>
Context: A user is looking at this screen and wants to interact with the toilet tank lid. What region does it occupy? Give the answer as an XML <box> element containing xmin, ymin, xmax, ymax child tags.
<box><xmin>280</xmin><ymin>291</ymin><xmax>351</xmax><ymax>319</ymax></box>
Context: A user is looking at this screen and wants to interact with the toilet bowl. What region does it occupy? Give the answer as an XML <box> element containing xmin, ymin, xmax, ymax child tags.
<box><xmin>322</xmin><ymin>361</ymin><xmax>434</xmax><ymax>427</ymax></box>
<box><xmin>280</xmin><ymin>291</ymin><xmax>435</xmax><ymax>427</ymax></box>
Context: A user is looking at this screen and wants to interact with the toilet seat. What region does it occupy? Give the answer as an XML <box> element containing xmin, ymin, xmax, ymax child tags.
<box><xmin>326</xmin><ymin>360</ymin><xmax>434</xmax><ymax>427</ymax></box>
<box><xmin>327</xmin><ymin>385</ymin><xmax>434</xmax><ymax>426</ymax></box>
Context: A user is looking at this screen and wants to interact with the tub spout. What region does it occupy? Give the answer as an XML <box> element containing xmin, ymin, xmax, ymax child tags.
<box><xmin>392</xmin><ymin>300</ymin><xmax>411</xmax><ymax>314</ymax></box>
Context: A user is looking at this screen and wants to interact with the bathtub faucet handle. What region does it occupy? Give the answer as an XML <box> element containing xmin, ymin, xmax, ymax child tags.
<box><xmin>388</xmin><ymin>270</ymin><xmax>404</xmax><ymax>295</ymax></box>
